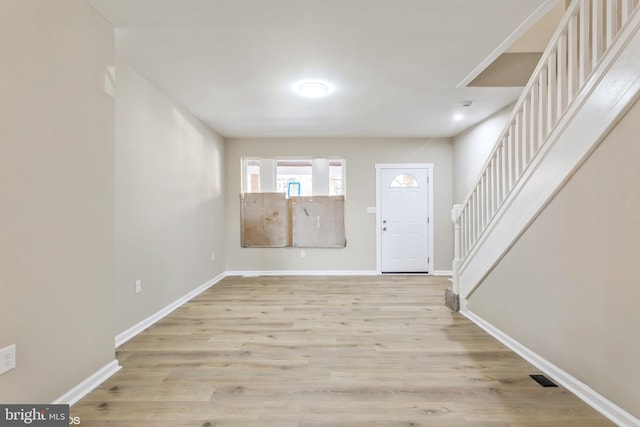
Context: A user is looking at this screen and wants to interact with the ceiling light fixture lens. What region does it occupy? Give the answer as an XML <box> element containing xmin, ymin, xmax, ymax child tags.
<box><xmin>454</xmin><ymin>114</ymin><xmax>464</xmax><ymax>121</ymax></box>
<box><xmin>298</xmin><ymin>81</ymin><xmax>329</xmax><ymax>98</ymax></box>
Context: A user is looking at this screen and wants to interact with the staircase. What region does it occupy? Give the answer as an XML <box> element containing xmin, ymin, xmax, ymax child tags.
<box><xmin>450</xmin><ymin>0</ymin><xmax>640</xmax><ymax>308</ymax></box>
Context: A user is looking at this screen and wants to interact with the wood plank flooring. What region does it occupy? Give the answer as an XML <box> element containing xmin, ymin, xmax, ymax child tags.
<box><xmin>71</xmin><ymin>275</ymin><xmax>613</xmax><ymax>426</ymax></box>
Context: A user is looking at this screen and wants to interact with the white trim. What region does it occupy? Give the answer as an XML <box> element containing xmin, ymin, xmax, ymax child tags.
<box><xmin>462</xmin><ymin>309</ymin><xmax>640</xmax><ymax>427</ymax></box>
<box><xmin>53</xmin><ymin>360</ymin><xmax>121</xmax><ymax>406</ymax></box>
<box><xmin>459</xmin><ymin>295</ymin><xmax>468</xmax><ymax>312</ymax></box>
<box><xmin>458</xmin><ymin>10</ymin><xmax>640</xmax><ymax>298</ymax></box>
<box><xmin>457</xmin><ymin>0</ymin><xmax>560</xmax><ymax>88</ymax></box>
<box><xmin>432</xmin><ymin>270</ymin><xmax>452</xmax><ymax>276</ymax></box>
<box><xmin>375</xmin><ymin>163</ymin><xmax>434</xmax><ymax>170</ymax></box>
<box><xmin>226</xmin><ymin>270</ymin><xmax>378</xmax><ymax>277</ymax></box>
<box><xmin>115</xmin><ymin>272</ymin><xmax>226</xmax><ymax>347</ymax></box>
<box><xmin>427</xmin><ymin>167</ymin><xmax>434</xmax><ymax>273</ymax></box>
<box><xmin>375</xmin><ymin>163</ymin><xmax>434</xmax><ymax>274</ymax></box>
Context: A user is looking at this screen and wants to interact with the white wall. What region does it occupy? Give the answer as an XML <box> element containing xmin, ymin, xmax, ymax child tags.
<box><xmin>225</xmin><ymin>138</ymin><xmax>453</xmax><ymax>273</ymax></box>
<box><xmin>0</xmin><ymin>0</ymin><xmax>115</xmax><ymax>403</ymax></box>
<box><xmin>452</xmin><ymin>103</ymin><xmax>514</xmax><ymax>204</ymax></box>
<box><xmin>114</xmin><ymin>59</ymin><xmax>226</xmax><ymax>335</ymax></box>
<box><xmin>468</xmin><ymin>97</ymin><xmax>640</xmax><ymax>419</ymax></box>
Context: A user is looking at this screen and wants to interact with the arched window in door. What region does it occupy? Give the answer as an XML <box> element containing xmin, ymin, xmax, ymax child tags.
<box><xmin>390</xmin><ymin>174</ymin><xmax>419</xmax><ymax>188</ymax></box>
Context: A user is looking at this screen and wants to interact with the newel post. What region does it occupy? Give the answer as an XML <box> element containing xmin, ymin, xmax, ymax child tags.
<box><xmin>445</xmin><ymin>204</ymin><xmax>462</xmax><ymax>311</ymax></box>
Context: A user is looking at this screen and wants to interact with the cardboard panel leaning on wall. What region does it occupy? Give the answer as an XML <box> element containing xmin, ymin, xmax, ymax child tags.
<box><xmin>240</xmin><ymin>194</ymin><xmax>346</xmax><ymax>248</ymax></box>
<box><xmin>291</xmin><ymin>196</ymin><xmax>346</xmax><ymax>248</ymax></box>
<box><xmin>240</xmin><ymin>193</ymin><xmax>289</xmax><ymax>247</ymax></box>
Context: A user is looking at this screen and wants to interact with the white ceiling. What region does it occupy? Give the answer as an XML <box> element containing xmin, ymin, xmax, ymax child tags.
<box><xmin>87</xmin><ymin>0</ymin><xmax>554</xmax><ymax>138</ymax></box>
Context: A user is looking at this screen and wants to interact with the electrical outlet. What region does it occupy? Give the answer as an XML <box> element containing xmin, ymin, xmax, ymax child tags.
<box><xmin>211</xmin><ymin>252</ymin><xmax>215</xmax><ymax>261</ymax></box>
<box><xmin>0</xmin><ymin>344</ymin><xmax>16</xmax><ymax>375</ymax></box>
<box><xmin>135</xmin><ymin>280</ymin><xmax>142</xmax><ymax>294</ymax></box>
<box><xmin>300</xmin><ymin>250</ymin><xmax>306</xmax><ymax>258</ymax></box>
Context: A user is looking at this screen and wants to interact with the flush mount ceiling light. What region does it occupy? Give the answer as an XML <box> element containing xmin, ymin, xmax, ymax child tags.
<box><xmin>454</xmin><ymin>114</ymin><xmax>464</xmax><ymax>121</ymax></box>
<box><xmin>297</xmin><ymin>81</ymin><xmax>330</xmax><ymax>98</ymax></box>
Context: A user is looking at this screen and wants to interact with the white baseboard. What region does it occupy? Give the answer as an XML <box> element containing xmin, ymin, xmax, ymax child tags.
<box><xmin>432</xmin><ymin>270</ymin><xmax>453</xmax><ymax>276</ymax></box>
<box><xmin>459</xmin><ymin>296</ymin><xmax>468</xmax><ymax>312</ymax></box>
<box><xmin>57</xmin><ymin>273</ymin><xmax>225</xmax><ymax>407</ymax></box>
<box><xmin>226</xmin><ymin>270</ymin><xmax>452</xmax><ymax>277</ymax></box>
<box><xmin>53</xmin><ymin>360</ymin><xmax>121</xmax><ymax>406</ymax></box>
<box><xmin>115</xmin><ymin>272</ymin><xmax>226</xmax><ymax>348</ymax></box>
<box><xmin>463</xmin><ymin>309</ymin><xmax>640</xmax><ymax>427</ymax></box>
<box><xmin>226</xmin><ymin>270</ymin><xmax>378</xmax><ymax>277</ymax></box>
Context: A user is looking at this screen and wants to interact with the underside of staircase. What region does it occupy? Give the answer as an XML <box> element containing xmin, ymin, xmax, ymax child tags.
<box><xmin>448</xmin><ymin>1</ymin><xmax>640</xmax><ymax>425</ymax></box>
<box><xmin>451</xmin><ymin>0</ymin><xmax>640</xmax><ymax>305</ymax></box>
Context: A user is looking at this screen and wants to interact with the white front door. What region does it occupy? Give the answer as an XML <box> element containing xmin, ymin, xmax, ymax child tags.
<box><xmin>378</xmin><ymin>166</ymin><xmax>431</xmax><ymax>273</ymax></box>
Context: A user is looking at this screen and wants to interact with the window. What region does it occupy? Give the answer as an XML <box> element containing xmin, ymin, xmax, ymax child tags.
<box><xmin>390</xmin><ymin>174</ymin><xmax>419</xmax><ymax>188</ymax></box>
<box><xmin>329</xmin><ymin>161</ymin><xmax>343</xmax><ymax>195</ymax></box>
<box><xmin>244</xmin><ymin>159</ymin><xmax>261</xmax><ymax>193</ymax></box>
<box><xmin>276</xmin><ymin>160</ymin><xmax>312</xmax><ymax>196</ymax></box>
<box><xmin>242</xmin><ymin>157</ymin><xmax>345</xmax><ymax>197</ymax></box>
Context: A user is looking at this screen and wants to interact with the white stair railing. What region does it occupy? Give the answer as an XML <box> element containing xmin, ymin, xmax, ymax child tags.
<box><xmin>452</xmin><ymin>0</ymin><xmax>640</xmax><ymax>297</ymax></box>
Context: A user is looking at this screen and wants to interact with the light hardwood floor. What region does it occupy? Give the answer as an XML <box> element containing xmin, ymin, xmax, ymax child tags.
<box><xmin>72</xmin><ymin>275</ymin><xmax>613</xmax><ymax>426</ymax></box>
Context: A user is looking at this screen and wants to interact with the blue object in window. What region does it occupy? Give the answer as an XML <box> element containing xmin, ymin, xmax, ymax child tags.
<box><xmin>287</xmin><ymin>181</ymin><xmax>301</xmax><ymax>198</ymax></box>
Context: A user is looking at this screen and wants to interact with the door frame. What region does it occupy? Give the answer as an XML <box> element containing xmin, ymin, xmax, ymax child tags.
<box><xmin>375</xmin><ymin>163</ymin><xmax>434</xmax><ymax>274</ymax></box>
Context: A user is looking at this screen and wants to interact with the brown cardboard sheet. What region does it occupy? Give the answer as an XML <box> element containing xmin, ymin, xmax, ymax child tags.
<box><xmin>291</xmin><ymin>196</ymin><xmax>346</xmax><ymax>248</ymax></box>
<box><xmin>240</xmin><ymin>193</ymin><xmax>346</xmax><ymax>248</ymax></box>
<box><xmin>240</xmin><ymin>193</ymin><xmax>289</xmax><ymax>247</ymax></box>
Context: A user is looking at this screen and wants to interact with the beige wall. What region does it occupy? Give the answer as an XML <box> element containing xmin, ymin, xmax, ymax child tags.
<box><xmin>225</xmin><ymin>138</ymin><xmax>453</xmax><ymax>272</ymax></box>
<box><xmin>0</xmin><ymin>0</ymin><xmax>115</xmax><ymax>402</ymax></box>
<box><xmin>468</xmin><ymin>98</ymin><xmax>640</xmax><ymax>418</ymax></box>
<box><xmin>452</xmin><ymin>103</ymin><xmax>513</xmax><ymax>204</ymax></box>
<box><xmin>114</xmin><ymin>59</ymin><xmax>226</xmax><ymax>335</ymax></box>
